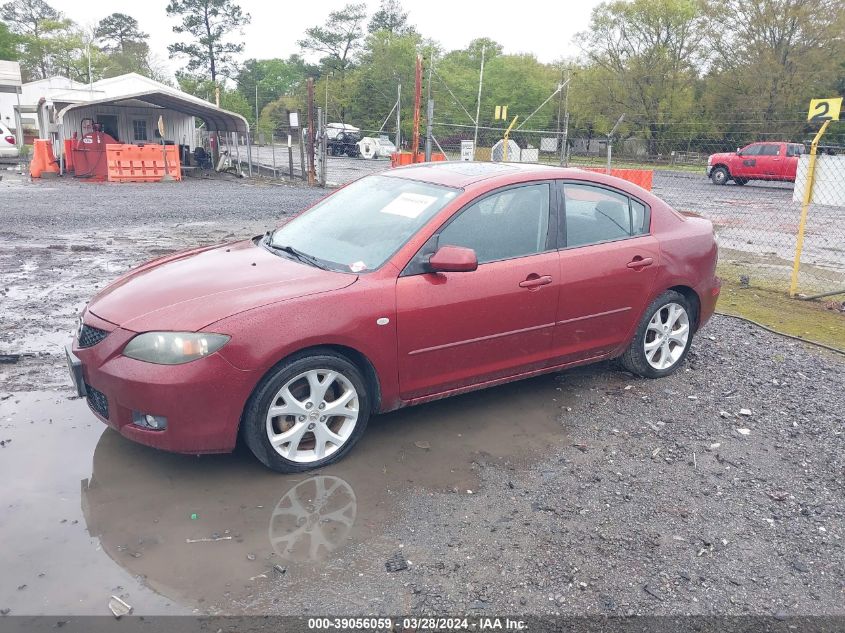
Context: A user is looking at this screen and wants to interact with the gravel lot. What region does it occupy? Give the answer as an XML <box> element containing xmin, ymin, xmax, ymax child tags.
<box><xmin>1</xmin><ymin>172</ymin><xmax>843</xmax><ymax>618</ymax></box>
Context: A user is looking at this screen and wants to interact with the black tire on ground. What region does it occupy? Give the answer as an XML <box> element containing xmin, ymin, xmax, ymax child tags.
<box><xmin>734</xmin><ymin>178</ymin><xmax>748</xmax><ymax>185</ymax></box>
<box><xmin>710</xmin><ymin>166</ymin><xmax>729</xmax><ymax>185</ymax></box>
<box><xmin>620</xmin><ymin>290</ymin><xmax>695</xmax><ymax>379</ymax></box>
<box><xmin>242</xmin><ymin>350</ymin><xmax>371</xmax><ymax>473</ymax></box>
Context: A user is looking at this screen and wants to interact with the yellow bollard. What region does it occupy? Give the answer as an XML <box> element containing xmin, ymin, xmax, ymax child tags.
<box><xmin>789</xmin><ymin>120</ymin><xmax>830</xmax><ymax>297</ymax></box>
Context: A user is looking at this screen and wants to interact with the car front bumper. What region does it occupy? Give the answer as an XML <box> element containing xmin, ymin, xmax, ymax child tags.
<box><xmin>705</xmin><ymin>165</ymin><xmax>713</xmax><ymax>177</ymax></box>
<box><xmin>71</xmin><ymin>316</ymin><xmax>257</xmax><ymax>454</ymax></box>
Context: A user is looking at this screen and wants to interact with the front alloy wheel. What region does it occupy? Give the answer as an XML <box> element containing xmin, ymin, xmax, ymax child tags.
<box><xmin>266</xmin><ymin>369</ymin><xmax>359</xmax><ymax>463</ymax></box>
<box><xmin>243</xmin><ymin>351</ymin><xmax>370</xmax><ymax>472</ymax></box>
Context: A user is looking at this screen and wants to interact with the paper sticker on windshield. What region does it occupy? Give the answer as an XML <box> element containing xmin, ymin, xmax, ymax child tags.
<box><xmin>380</xmin><ymin>192</ymin><xmax>438</xmax><ymax>219</ymax></box>
<box><xmin>349</xmin><ymin>261</ymin><xmax>367</xmax><ymax>272</ymax></box>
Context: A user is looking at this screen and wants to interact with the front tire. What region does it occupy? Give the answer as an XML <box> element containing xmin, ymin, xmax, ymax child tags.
<box><xmin>242</xmin><ymin>351</ymin><xmax>370</xmax><ymax>473</ymax></box>
<box><xmin>621</xmin><ymin>291</ymin><xmax>694</xmax><ymax>379</ymax></box>
<box><xmin>710</xmin><ymin>166</ymin><xmax>729</xmax><ymax>185</ymax></box>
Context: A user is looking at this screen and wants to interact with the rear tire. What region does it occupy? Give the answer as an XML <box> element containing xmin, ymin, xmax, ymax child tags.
<box><xmin>620</xmin><ymin>290</ymin><xmax>694</xmax><ymax>379</ymax></box>
<box><xmin>242</xmin><ymin>351</ymin><xmax>370</xmax><ymax>473</ymax></box>
<box><xmin>710</xmin><ymin>166</ymin><xmax>729</xmax><ymax>185</ymax></box>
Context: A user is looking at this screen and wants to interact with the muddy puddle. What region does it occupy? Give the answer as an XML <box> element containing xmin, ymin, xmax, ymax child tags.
<box><xmin>0</xmin><ymin>375</ymin><xmax>573</xmax><ymax>615</ymax></box>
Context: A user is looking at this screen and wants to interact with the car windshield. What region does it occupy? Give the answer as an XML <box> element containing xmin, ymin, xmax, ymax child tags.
<box><xmin>269</xmin><ymin>175</ymin><xmax>459</xmax><ymax>273</ymax></box>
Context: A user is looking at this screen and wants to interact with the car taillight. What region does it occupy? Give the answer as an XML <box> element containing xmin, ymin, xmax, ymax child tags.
<box><xmin>4</xmin><ymin>135</ymin><xmax>15</xmax><ymax>145</ymax></box>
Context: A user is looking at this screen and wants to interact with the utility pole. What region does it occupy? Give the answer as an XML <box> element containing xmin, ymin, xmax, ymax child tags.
<box><xmin>425</xmin><ymin>51</ymin><xmax>434</xmax><ymax>161</ymax></box>
<box><xmin>473</xmin><ymin>45</ymin><xmax>485</xmax><ymax>160</ymax></box>
<box><xmin>395</xmin><ymin>82</ymin><xmax>401</xmax><ymax>150</ymax></box>
<box><xmin>607</xmin><ymin>113</ymin><xmax>625</xmax><ymax>174</ymax></box>
<box><xmin>560</xmin><ymin>68</ymin><xmax>570</xmax><ymax>166</ymax></box>
<box><xmin>255</xmin><ymin>84</ymin><xmax>259</xmax><ymax>129</ymax></box>
<box><xmin>307</xmin><ymin>78</ymin><xmax>315</xmax><ymax>185</ymax></box>
<box><xmin>425</xmin><ymin>100</ymin><xmax>434</xmax><ymax>161</ymax></box>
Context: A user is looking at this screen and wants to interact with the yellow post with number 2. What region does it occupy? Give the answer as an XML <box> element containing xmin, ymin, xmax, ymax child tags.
<box><xmin>788</xmin><ymin>98</ymin><xmax>842</xmax><ymax>297</ymax></box>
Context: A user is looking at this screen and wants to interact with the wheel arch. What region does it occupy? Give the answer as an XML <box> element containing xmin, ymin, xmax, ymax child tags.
<box><xmin>242</xmin><ymin>343</ymin><xmax>383</xmax><ymax>421</ymax></box>
<box><xmin>667</xmin><ymin>284</ymin><xmax>701</xmax><ymax>330</ymax></box>
<box><xmin>712</xmin><ymin>162</ymin><xmax>730</xmax><ymax>175</ymax></box>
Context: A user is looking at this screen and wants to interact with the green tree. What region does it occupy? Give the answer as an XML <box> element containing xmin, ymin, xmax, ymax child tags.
<box><xmin>0</xmin><ymin>20</ymin><xmax>19</xmax><ymax>59</ymax></box>
<box><xmin>95</xmin><ymin>13</ymin><xmax>147</xmax><ymax>53</ymax></box>
<box><xmin>577</xmin><ymin>0</ymin><xmax>707</xmax><ymax>155</ymax></box>
<box><xmin>367</xmin><ymin>0</ymin><xmax>413</xmax><ymax>35</ymax></box>
<box><xmin>1</xmin><ymin>0</ymin><xmax>62</xmax><ymax>78</ymax></box>
<box><xmin>166</xmin><ymin>0</ymin><xmax>250</xmax><ymax>84</ymax></box>
<box><xmin>298</xmin><ymin>3</ymin><xmax>366</xmax><ymax>77</ymax></box>
<box><xmin>177</xmin><ymin>72</ymin><xmax>252</xmax><ymax>119</ymax></box>
<box><xmin>235</xmin><ymin>56</ymin><xmax>312</xmax><ymax>124</ymax></box>
<box><xmin>703</xmin><ymin>0</ymin><xmax>845</xmax><ymax>139</ymax></box>
<box><xmin>340</xmin><ymin>29</ymin><xmax>422</xmax><ymax>131</ymax></box>
<box><xmin>258</xmin><ymin>94</ymin><xmax>305</xmax><ymax>136</ymax></box>
<box><xmin>95</xmin><ymin>13</ymin><xmax>153</xmax><ymax>77</ymax></box>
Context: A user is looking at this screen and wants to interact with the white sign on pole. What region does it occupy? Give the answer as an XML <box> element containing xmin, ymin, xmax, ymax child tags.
<box><xmin>289</xmin><ymin>112</ymin><xmax>299</xmax><ymax>128</ymax></box>
<box><xmin>460</xmin><ymin>140</ymin><xmax>475</xmax><ymax>161</ymax></box>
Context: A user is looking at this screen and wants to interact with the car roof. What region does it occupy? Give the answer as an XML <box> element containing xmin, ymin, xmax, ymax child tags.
<box><xmin>382</xmin><ymin>161</ymin><xmax>591</xmax><ymax>188</ymax></box>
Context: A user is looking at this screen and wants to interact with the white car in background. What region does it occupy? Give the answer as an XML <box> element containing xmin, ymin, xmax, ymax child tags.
<box><xmin>0</xmin><ymin>121</ymin><xmax>19</xmax><ymax>159</ymax></box>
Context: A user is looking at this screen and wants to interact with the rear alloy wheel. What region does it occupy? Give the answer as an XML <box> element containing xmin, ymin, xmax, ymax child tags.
<box><xmin>621</xmin><ymin>291</ymin><xmax>694</xmax><ymax>378</ymax></box>
<box><xmin>710</xmin><ymin>166</ymin><xmax>729</xmax><ymax>185</ymax></box>
<box><xmin>243</xmin><ymin>352</ymin><xmax>370</xmax><ymax>472</ymax></box>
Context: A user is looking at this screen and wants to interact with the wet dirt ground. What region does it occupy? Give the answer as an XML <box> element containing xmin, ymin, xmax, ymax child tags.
<box><xmin>1</xmin><ymin>376</ymin><xmax>569</xmax><ymax>615</ymax></box>
<box><xmin>1</xmin><ymin>173</ymin><xmax>844</xmax><ymax>618</ymax></box>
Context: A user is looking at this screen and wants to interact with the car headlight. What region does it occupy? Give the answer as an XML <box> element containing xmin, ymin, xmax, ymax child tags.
<box><xmin>123</xmin><ymin>332</ymin><xmax>230</xmax><ymax>365</ymax></box>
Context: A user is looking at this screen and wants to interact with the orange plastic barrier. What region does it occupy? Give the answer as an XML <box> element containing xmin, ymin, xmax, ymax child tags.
<box><xmin>390</xmin><ymin>151</ymin><xmax>447</xmax><ymax>168</ymax></box>
<box><xmin>583</xmin><ymin>167</ymin><xmax>653</xmax><ymax>191</ymax></box>
<box><xmin>106</xmin><ymin>144</ymin><xmax>182</xmax><ymax>183</ymax></box>
<box><xmin>63</xmin><ymin>139</ymin><xmax>74</xmax><ymax>172</ymax></box>
<box><xmin>30</xmin><ymin>139</ymin><xmax>60</xmax><ymax>178</ymax></box>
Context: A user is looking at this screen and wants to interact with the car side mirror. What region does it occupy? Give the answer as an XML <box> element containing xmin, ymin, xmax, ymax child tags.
<box><xmin>736</xmin><ymin>148</ymin><xmax>741</xmax><ymax>155</ymax></box>
<box><xmin>429</xmin><ymin>245</ymin><xmax>478</xmax><ymax>273</ymax></box>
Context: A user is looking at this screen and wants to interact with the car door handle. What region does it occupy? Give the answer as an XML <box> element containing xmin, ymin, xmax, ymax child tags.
<box><xmin>519</xmin><ymin>274</ymin><xmax>552</xmax><ymax>289</ymax></box>
<box><xmin>627</xmin><ymin>257</ymin><xmax>654</xmax><ymax>269</ymax></box>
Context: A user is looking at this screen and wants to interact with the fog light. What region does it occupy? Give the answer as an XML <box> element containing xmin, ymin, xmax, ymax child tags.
<box><xmin>132</xmin><ymin>411</ymin><xmax>168</xmax><ymax>430</ymax></box>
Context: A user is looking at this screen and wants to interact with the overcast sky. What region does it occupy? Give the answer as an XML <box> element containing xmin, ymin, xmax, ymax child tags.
<box><xmin>48</xmin><ymin>0</ymin><xmax>603</xmax><ymax>77</ymax></box>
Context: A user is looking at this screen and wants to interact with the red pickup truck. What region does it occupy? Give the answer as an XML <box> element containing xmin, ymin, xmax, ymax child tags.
<box><xmin>707</xmin><ymin>141</ymin><xmax>805</xmax><ymax>185</ymax></box>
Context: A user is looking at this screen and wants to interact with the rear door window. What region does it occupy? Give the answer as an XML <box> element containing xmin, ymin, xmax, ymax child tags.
<box><xmin>562</xmin><ymin>184</ymin><xmax>649</xmax><ymax>248</ymax></box>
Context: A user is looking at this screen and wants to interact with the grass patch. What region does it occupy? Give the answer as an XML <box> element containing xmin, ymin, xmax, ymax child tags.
<box><xmin>717</xmin><ymin>279</ymin><xmax>845</xmax><ymax>351</ymax></box>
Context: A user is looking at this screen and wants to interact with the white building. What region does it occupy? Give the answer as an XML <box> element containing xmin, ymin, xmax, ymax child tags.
<box><xmin>0</xmin><ymin>71</ymin><xmax>248</xmax><ymax>159</ymax></box>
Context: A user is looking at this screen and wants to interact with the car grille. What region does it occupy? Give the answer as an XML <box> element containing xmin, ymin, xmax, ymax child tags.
<box><xmin>85</xmin><ymin>383</ymin><xmax>109</xmax><ymax>419</ymax></box>
<box><xmin>79</xmin><ymin>324</ymin><xmax>109</xmax><ymax>348</ymax></box>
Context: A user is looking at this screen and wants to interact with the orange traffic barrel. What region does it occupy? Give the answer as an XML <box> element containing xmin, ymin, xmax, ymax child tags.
<box><xmin>30</xmin><ymin>139</ymin><xmax>60</xmax><ymax>178</ymax></box>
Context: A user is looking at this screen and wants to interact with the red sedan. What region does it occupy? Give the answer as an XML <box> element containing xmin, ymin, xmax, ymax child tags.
<box><xmin>67</xmin><ymin>163</ymin><xmax>720</xmax><ymax>472</ymax></box>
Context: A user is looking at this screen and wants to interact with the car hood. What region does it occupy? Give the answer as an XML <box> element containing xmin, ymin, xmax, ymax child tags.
<box><xmin>709</xmin><ymin>152</ymin><xmax>734</xmax><ymax>161</ymax></box>
<box><xmin>88</xmin><ymin>239</ymin><xmax>358</xmax><ymax>332</ymax></box>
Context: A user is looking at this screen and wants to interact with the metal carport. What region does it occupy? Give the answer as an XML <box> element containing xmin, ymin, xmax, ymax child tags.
<box><xmin>55</xmin><ymin>89</ymin><xmax>252</xmax><ymax>175</ymax></box>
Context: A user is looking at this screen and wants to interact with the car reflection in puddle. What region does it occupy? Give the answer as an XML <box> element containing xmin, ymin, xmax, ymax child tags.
<box><xmin>78</xmin><ymin>373</ymin><xmax>573</xmax><ymax>610</ymax></box>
